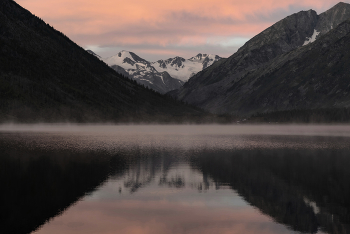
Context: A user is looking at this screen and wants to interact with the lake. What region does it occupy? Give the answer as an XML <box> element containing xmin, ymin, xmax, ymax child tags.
<box><xmin>1</xmin><ymin>124</ymin><xmax>350</xmax><ymax>234</ymax></box>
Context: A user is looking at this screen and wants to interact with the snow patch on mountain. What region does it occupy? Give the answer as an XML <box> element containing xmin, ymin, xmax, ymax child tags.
<box><xmin>303</xmin><ymin>29</ymin><xmax>320</xmax><ymax>46</ymax></box>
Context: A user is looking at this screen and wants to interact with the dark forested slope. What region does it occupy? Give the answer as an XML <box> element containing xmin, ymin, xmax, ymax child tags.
<box><xmin>0</xmin><ymin>0</ymin><xmax>204</xmax><ymax>122</ymax></box>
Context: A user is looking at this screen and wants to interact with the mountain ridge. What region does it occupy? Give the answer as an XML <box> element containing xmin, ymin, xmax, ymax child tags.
<box><xmin>101</xmin><ymin>50</ymin><xmax>222</xmax><ymax>93</ymax></box>
<box><xmin>102</xmin><ymin>50</ymin><xmax>184</xmax><ymax>94</ymax></box>
<box><xmin>0</xmin><ymin>0</ymin><xmax>207</xmax><ymax>123</ymax></box>
<box><xmin>152</xmin><ymin>53</ymin><xmax>222</xmax><ymax>81</ymax></box>
<box><xmin>170</xmin><ymin>2</ymin><xmax>350</xmax><ymax>115</ymax></box>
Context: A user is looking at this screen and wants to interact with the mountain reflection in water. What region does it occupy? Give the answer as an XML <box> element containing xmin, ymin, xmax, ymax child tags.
<box><xmin>0</xmin><ymin>125</ymin><xmax>350</xmax><ymax>234</ymax></box>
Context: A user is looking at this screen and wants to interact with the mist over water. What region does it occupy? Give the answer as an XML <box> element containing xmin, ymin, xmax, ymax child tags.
<box><xmin>1</xmin><ymin>124</ymin><xmax>350</xmax><ymax>234</ymax></box>
<box><xmin>2</xmin><ymin>124</ymin><xmax>350</xmax><ymax>136</ymax></box>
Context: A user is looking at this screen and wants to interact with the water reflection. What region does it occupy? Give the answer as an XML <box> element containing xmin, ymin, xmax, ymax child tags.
<box><xmin>191</xmin><ymin>148</ymin><xmax>350</xmax><ymax>233</ymax></box>
<box><xmin>0</xmin><ymin>138</ymin><xmax>126</xmax><ymax>234</ymax></box>
<box><xmin>0</xmin><ymin>125</ymin><xmax>350</xmax><ymax>234</ymax></box>
<box><xmin>32</xmin><ymin>155</ymin><xmax>295</xmax><ymax>234</ymax></box>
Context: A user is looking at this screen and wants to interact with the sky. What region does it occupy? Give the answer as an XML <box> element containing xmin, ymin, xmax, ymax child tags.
<box><xmin>16</xmin><ymin>0</ymin><xmax>349</xmax><ymax>61</ymax></box>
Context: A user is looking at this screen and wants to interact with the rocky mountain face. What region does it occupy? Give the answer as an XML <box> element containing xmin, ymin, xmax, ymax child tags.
<box><xmin>170</xmin><ymin>2</ymin><xmax>350</xmax><ymax>115</ymax></box>
<box><xmin>189</xmin><ymin>53</ymin><xmax>222</xmax><ymax>69</ymax></box>
<box><xmin>102</xmin><ymin>51</ymin><xmax>222</xmax><ymax>94</ymax></box>
<box><xmin>0</xmin><ymin>0</ymin><xmax>205</xmax><ymax>122</ymax></box>
<box><xmin>234</xmin><ymin>19</ymin><xmax>350</xmax><ymax>115</ymax></box>
<box><xmin>315</xmin><ymin>2</ymin><xmax>350</xmax><ymax>34</ymax></box>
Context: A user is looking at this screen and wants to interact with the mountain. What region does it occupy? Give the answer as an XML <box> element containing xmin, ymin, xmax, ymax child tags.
<box><xmin>0</xmin><ymin>0</ymin><xmax>206</xmax><ymax>123</ymax></box>
<box><xmin>170</xmin><ymin>2</ymin><xmax>350</xmax><ymax>115</ymax></box>
<box><xmin>234</xmin><ymin>19</ymin><xmax>350</xmax><ymax>114</ymax></box>
<box><xmin>152</xmin><ymin>53</ymin><xmax>222</xmax><ymax>81</ymax></box>
<box><xmin>103</xmin><ymin>51</ymin><xmax>184</xmax><ymax>94</ymax></box>
<box><xmin>103</xmin><ymin>51</ymin><xmax>222</xmax><ymax>94</ymax></box>
<box><xmin>315</xmin><ymin>2</ymin><xmax>350</xmax><ymax>34</ymax></box>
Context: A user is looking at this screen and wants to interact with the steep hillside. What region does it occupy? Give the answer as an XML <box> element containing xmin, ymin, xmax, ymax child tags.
<box><xmin>0</xmin><ymin>0</ymin><xmax>205</xmax><ymax>122</ymax></box>
<box><xmin>230</xmin><ymin>19</ymin><xmax>350</xmax><ymax>115</ymax></box>
<box><xmin>171</xmin><ymin>2</ymin><xmax>350</xmax><ymax>115</ymax></box>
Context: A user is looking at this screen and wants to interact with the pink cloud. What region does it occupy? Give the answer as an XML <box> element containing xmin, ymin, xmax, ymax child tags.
<box><xmin>16</xmin><ymin>0</ymin><xmax>348</xmax><ymax>59</ymax></box>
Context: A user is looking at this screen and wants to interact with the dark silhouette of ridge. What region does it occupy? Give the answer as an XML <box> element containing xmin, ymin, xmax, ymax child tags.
<box><xmin>0</xmin><ymin>0</ymin><xmax>206</xmax><ymax>123</ymax></box>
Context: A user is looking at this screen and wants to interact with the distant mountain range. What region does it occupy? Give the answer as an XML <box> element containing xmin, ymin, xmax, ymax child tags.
<box><xmin>92</xmin><ymin>50</ymin><xmax>222</xmax><ymax>94</ymax></box>
<box><xmin>152</xmin><ymin>53</ymin><xmax>222</xmax><ymax>81</ymax></box>
<box><xmin>170</xmin><ymin>2</ymin><xmax>350</xmax><ymax>115</ymax></box>
<box><xmin>0</xmin><ymin>0</ymin><xmax>207</xmax><ymax>123</ymax></box>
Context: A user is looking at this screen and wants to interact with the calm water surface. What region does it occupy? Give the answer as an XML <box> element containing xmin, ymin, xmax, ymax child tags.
<box><xmin>1</xmin><ymin>125</ymin><xmax>350</xmax><ymax>234</ymax></box>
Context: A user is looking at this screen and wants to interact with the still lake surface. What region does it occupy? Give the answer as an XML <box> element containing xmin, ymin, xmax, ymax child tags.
<box><xmin>1</xmin><ymin>124</ymin><xmax>350</xmax><ymax>234</ymax></box>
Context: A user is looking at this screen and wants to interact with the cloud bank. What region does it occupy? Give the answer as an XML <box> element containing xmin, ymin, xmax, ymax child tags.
<box><xmin>17</xmin><ymin>0</ymin><xmax>347</xmax><ymax>60</ymax></box>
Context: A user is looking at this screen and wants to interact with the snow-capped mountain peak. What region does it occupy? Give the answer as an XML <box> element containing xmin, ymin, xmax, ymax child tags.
<box><xmin>189</xmin><ymin>53</ymin><xmax>222</xmax><ymax>70</ymax></box>
<box><xmin>117</xmin><ymin>50</ymin><xmax>129</xmax><ymax>57</ymax></box>
<box><xmin>189</xmin><ymin>53</ymin><xmax>207</xmax><ymax>61</ymax></box>
<box><xmin>152</xmin><ymin>53</ymin><xmax>222</xmax><ymax>81</ymax></box>
<box><xmin>116</xmin><ymin>50</ymin><xmax>148</xmax><ymax>64</ymax></box>
<box><xmin>97</xmin><ymin>50</ymin><xmax>222</xmax><ymax>93</ymax></box>
<box><xmin>155</xmin><ymin>56</ymin><xmax>186</xmax><ymax>70</ymax></box>
<box><xmin>100</xmin><ymin>50</ymin><xmax>184</xmax><ymax>94</ymax></box>
<box><xmin>104</xmin><ymin>50</ymin><xmax>150</xmax><ymax>70</ymax></box>
<box><xmin>189</xmin><ymin>53</ymin><xmax>220</xmax><ymax>61</ymax></box>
